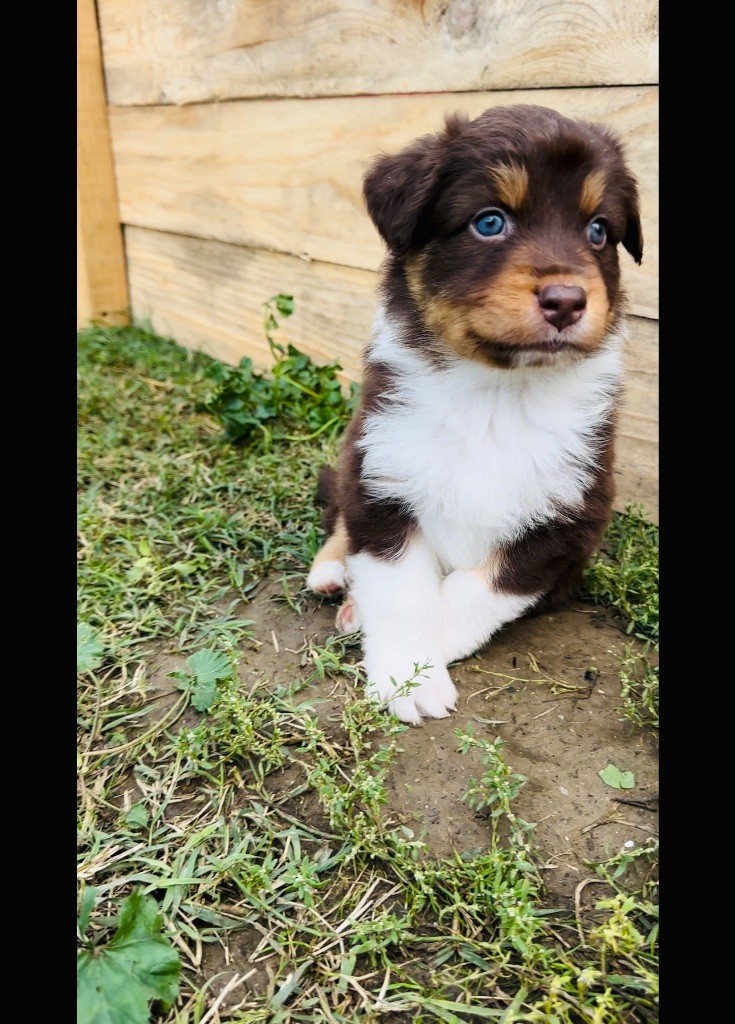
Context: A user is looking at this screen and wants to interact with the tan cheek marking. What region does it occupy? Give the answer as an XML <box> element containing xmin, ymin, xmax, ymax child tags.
<box><xmin>408</xmin><ymin>248</ymin><xmax>612</xmax><ymax>367</ymax></box>
<box><xmin>580</xmin><ymin>170</ymin><xmax>607</xmax><ymax>218</ymax></box>
<box><xmin>407</xmin><ymin>264</ymin><xmax>542</xmax><ymax>367</ymax></box>
<box><xmin>489</xmin><ymin>163</ymin><xmax>529</xmax><ymax>210</ymax></box>
<box><xmin>465</xmin><ymin>264</ymin><xmax>544</xmax><ymax>348</ymax></box>
<box><xmin>581</xmin><ymin>264</ymin><xmax>613</xmax><ymax>343</ymax></box>
<box><xmin>405</xmin><ymin>261</ymin><xmax>456</xmax><ymax>362</ymax></box>
<box><xmin>420</xmin><ymin>294</ymin><xmax>489</xmax><ymax>360</ymax></box>
<box><xmin>311</xmin><ymin>514</ymin><xmax>348</xmax><ymax>569</ymax></box>
<box><xmin>470</xmin><ymin>242</ymin><xmax>612</xmax><ymax>350</ymax></box>
<box><xmin>408</xmin><ymin>244</ymin><xmax>537</xmax><ymax>363</ymax></box>
<box><xmin>406</xmin><ymin>258</ymin><xmax>466</xmax><ymax>352</ymax></box>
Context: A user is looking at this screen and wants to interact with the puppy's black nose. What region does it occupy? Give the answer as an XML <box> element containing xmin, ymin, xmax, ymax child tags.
<box><xmin>537</xmin><ymin>285</ymin><xmax>587</xmax><ymax>331</ymax></box>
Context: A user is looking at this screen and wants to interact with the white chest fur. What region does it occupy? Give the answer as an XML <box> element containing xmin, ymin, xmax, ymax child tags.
<box><xmin>358</xmin><ymin>315</ymin><xmax>623</xmax><ymax>572</ymax></box>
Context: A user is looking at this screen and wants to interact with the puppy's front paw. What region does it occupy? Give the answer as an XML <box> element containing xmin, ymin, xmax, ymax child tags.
<box><xmin>366</xmin><ymin>662</ymin><xmax>457</xmax><ymax>726</ymax></box>
<box><xmin>307</xmin><ymin>559</ymin><xmax>346</xmax><ymax>595</ymax></box>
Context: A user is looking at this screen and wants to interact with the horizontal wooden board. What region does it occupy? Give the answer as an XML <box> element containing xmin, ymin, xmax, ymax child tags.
<box><xmin>125</xmin><ymin>227</ymin><xmax>373</xmax><ymax>380</ymax></box>
<box><xmin>111</xmin><ymin>86</ymin><xmax>658</xmax><ymax>319</ymax></box>
<box><xmin>97</xmin><ymin>0</ymin><xmax>658</xmax><ymax>107</ymax></box>
<box><xmin>126</xmin><ymin>227</ymin><xmax>657</xmax><ymax>517</ymax></box>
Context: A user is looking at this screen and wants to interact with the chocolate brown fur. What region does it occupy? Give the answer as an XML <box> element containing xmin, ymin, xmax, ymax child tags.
<box><xmin>331</xmin><ymin>361</ymin><xmax>417</xmax><ymax>559</ymax></box>
<box><xmin>316</xmin><ymin>104</ymin><xmax>641</xmax><ymax>601</ymax></box>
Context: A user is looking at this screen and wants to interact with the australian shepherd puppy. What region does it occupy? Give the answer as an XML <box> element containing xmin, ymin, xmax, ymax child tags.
<box><xmin>306</xmin><ymin>104</ymin><xmax>643</xmax><ymax>725</ymax></box>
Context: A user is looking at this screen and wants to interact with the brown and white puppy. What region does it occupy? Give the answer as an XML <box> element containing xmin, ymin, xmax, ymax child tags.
<box><xmin>307</xmin><ymin>104</ymin><xmax>643</xmax><ymax>725</ymax></box>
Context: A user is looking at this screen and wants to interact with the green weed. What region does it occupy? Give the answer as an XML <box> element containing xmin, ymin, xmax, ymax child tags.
<box><xmin>583</xmin><ymin>507</ymin><xmax>659</xmax><ymax>728</ymax></box>
<box><xmin>197</xmin><ymin>295</ymin><xmax>359</xmax><ymax>443</ymax></box>
<box><xmin>77</xmin><ymin>889</ymin><xmax>180</xmax><ymax>1023</ymax></box>
<box><xmin>78</xmin><ymin>319</ymin><xmax>658</xmax><ymax>1023</ymax></box>
<box><xmin>582</xmin><ymin>507</ymin><xmax>659</xmax><ymax>644</ymax></box>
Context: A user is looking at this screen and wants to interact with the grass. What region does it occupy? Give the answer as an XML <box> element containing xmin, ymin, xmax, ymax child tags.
<box><xmin>582</xmin><ymin>509</ymin><xmax>659</xmax><ymax>729</ymax></box>
<box><xmin>78</xmin><ymin>319</ymin><xmax>659</xmax><ymax>1023</ymax></box>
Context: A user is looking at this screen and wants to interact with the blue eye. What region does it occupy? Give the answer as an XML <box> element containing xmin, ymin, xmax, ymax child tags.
<box><xmin>587</xmin><ymin>218</ymin><xmax>607</xmax><ymax>248</ymax></box>
<box><xmin>471</xmin><ymin>209</ymin><xmax>507</xmax><ymax>239</ymax></box>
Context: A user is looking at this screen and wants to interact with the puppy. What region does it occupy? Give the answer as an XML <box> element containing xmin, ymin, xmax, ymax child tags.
<box><xmin>306</xmin><ymin>104</ymin><xmax>643</xmax><ymax>725</ymax></box>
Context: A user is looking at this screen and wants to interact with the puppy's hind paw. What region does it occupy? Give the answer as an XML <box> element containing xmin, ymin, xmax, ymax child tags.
<box><xmin>307</xmin><ymin>559</ymin><xmax>346</xmax><ymax>595</ymax></box>
<box><xmin>335</xmin><ymin>595</ymin><xmax>361</xmax><ymax>634</ymax></box>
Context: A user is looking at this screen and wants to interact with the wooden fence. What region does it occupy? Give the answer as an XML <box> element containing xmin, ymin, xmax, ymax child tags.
<box><xmin>79</xmin><ymin>0</ymin><xmax>658</xmax><ymax>517</ymax></box>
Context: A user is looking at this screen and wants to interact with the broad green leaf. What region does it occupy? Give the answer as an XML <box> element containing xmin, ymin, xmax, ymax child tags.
<box><xmin>125</xmin><ymin>803</ymin><xmax>149</xmax><ymax>830</ymax></box>
<box><xmin>186</xmin><ymin>649</ymin><xmax>230</xmax><ymax>685</ymax></box>
<box><xmin>185</xmin><ymin>649</ymin><xmax>231</xmax><ymax>712</ymax></box>
<box><xmin>416</xmin><ymin>1004</ymin><xmax>463</xmax><ymax>1024</ymax></box>
<box><xmin>77</xmin><ymin>890</ymin><xmax>180</xmax><ymax>1024</ymax></box>
<box><xmin>273</xmin><ymin>294</ymin><xmax>295</xmax><ymax>317</ymax></box>
<box><xmin>598</xmin><ymin>763</ymin><xmax>635</xmax><ymax>790</ymax></box>
<box><xmin>458</xmin><ymin>947</ymin><xmax>494</xmax><ymax>971</ymax></box>
<box><xmin>190</xmin><ymin>679</ymin><xmax>218</xmax><ymax>713</ymax></box>
<box><xmin>77</xmin><ymin>623</ymin><xmax>104</xmax><ymax>674</ymax></box>
<box><xmin>339</xmin><ymin>952</ymin><xmax>356</xmax><ymax>978</ymax></box>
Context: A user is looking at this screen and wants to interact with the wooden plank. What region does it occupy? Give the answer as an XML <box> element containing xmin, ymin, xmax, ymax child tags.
<box><xmin>125</xmin><ymin>227</ymin><xmax>373</xmax><ymax>381</ymax></box>
<box><xmin>616</xmin><ymin>316</ymin><xmax>658</xmax><ymax>520</ymax></box>
<box><xmin>126</xmin><ymin>227</ymin><xmax>657</xmax><ymax>517</ymax></box>
<box><xmin>96</xmin><ymin>0</ymin><xmax>658</xmax><ymax>107</ymax></box>
<box><xmin>77</xmin><ymin>0</ymin><xmax>129</xmax><ymax>327</ymax></box>
<box><xmin>111</xmin><ymin>86</ymin><xmax>658</xmax><ymax>320</ymax></box>
<box><xmin>77</xmin><ymin>195</ymin><xmax>93</xmax><ymax>326</ymax></box>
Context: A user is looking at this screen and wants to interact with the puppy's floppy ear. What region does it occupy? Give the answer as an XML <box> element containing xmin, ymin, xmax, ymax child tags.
<box><xmin>363</xmin><ymin>118</ymin><xmax>460</xmax><ymax>254</ymax></box>
<box><xmin>588</xmin><ymin>122</ymin><xmax>644</xmax><ymax>266</ymax></box>
<box><xmin>621</xmin><ymin>172</ymin><xmax>644</xmax><ymax>265</ymax></box>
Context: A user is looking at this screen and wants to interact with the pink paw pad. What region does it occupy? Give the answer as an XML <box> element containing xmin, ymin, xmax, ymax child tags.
<box><xmin>335</xmin><ymin>595</ymin><xmax>361</xmax><ymax>634</ymax></box>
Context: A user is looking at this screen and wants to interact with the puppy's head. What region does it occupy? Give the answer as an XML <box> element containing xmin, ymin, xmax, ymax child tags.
<box><xmin>363</xmin><ymin>104</ymin><xmax>642</xmax><ymax>368</ymax></box>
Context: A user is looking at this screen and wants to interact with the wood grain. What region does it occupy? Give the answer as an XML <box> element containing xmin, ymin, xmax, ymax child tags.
<box><xmin>77</xmin><ymin>0</ymin><xmax>129</xmax><ymax>326</ymax></box>
<box><xmin>96</xmin><ymin>0</ymin><xmax>658</xmax><ymax>107</ymax></box>
<box><xmin>111</xmin><ymin>86</ymin><xmax>658</xmax><ymax>319</ymax></box>
<box><xmin>616</xmin><ymin>315</ymin><xmax>658</xmax><ymax>520</ymax></box>
<box><xmin>126</xmin><ymin>227</ymin><xmax>657</xmax><ymax>517</ymax></box>
<box><xmin>125</xmin><ymin>227</ymin><xmax>373</xmax><ymax>380</ymax></box>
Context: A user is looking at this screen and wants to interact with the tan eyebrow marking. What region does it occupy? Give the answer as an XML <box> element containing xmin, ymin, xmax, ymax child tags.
<box><xmin>489</xmin><ymin>162</ymin><xmax>529</xmax><ymax>210</ymax></box>
<box><xmin>580</xmin><ymin>169</ymin><xmax>607</xmax><ymax>217</ymax></box>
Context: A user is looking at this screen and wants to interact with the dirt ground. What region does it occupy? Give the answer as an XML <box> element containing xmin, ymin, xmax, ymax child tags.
<box><xmin>139</xmin><ymin>579</ymin><xmax>658</xmax><ymax>1002</ymax></box>
<box><xmin>226</xmin><ymin>580</ymin><xmax>658</xmax><ymax>903</ymax></box>
<box><xmin>145</xmin><ymin>578</ymin><xmax>657</xmax><ymax>907</ymax></box>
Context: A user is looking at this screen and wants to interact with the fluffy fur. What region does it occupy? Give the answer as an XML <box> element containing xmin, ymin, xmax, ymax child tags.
<box><xmin>306</xmin><ymin>104</ymin><xmax>643</xmax><ymax>725</ymax></box>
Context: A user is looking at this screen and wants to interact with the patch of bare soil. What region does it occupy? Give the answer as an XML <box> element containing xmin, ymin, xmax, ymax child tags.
<box><xmin>241</xmin><ymin>580</ymin><xmax>658</xmax><ymax>903</ymax></box>
<box><xmin>130</xmin><ymin>577</ymin><xmax>657</xmax><ymax>909</ymax></box>
<box><xmin>123</xmin><ymin>579</ymin><xmax>656</xmax><ymax>1005</ymax></box>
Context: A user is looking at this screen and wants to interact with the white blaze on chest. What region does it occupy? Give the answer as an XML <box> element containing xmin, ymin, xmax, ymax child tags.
<box><xmin>358</xmin><ymin>314</ymin><xmax>623</xmax><ymax>571</ymax></box>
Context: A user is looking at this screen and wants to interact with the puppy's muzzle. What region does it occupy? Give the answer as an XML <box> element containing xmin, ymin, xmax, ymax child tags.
<box><xmin>537</xmin><ymin>284</ymin><xmax>587</xmax><ymax>331</ymax></box>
